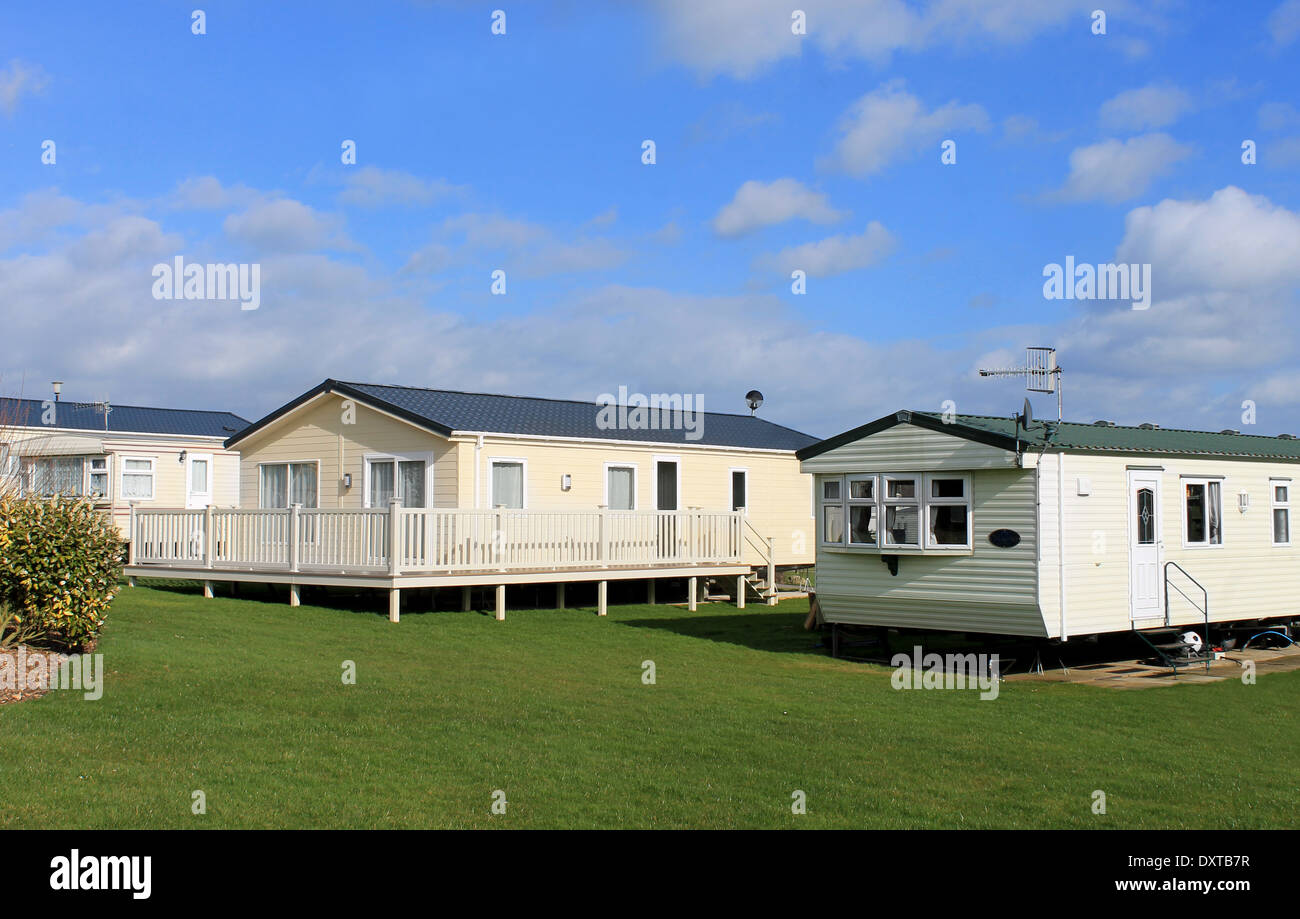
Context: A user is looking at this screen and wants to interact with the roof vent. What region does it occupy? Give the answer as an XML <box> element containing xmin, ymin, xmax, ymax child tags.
<box><xmin>1138</xmin><ymin>423</ymin><xmax>1157</xmax><ymax>430</ymax></box>
<box><xmin>1280</xmin><ymin>433</ymin><xmax>1296</xmax><ymax>440</ymax></box>
<box><xmin>1219</xmin><ymin>429</ymin><xmax>1240</xmax><ymax>435</ymax></box>
<box><xmin>1093</xmin><ymin>419</ymin><xmax>1111</xmax><ymax>426</ymax></box>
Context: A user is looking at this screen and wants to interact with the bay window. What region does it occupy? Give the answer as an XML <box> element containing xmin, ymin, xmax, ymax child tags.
<box><xmin>819</xmin><ymin>472</ymin><xmax>972</xmax><ymax>551</ymax></box>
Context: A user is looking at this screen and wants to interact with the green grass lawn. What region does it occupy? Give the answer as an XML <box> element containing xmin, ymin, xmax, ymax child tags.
<box><xmin>2</xmin><ymin>582</ymin><xmax>1296</xmax><ymax>829</ymax></box>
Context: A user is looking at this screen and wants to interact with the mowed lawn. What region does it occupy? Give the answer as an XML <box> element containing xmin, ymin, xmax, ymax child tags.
<box><xmin>2</xmin><ymin>582</ymin><xmax>1297</xmax><ymax>829</ymax></box>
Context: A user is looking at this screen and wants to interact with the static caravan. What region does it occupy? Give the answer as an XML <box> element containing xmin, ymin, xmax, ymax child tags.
<box><xmin>798</xmin><ymin>410</ymin><xmax>1300</xmax><ymax>647</ymax></box>
<box><xmin>223</xmin><ymin>380</ymin><xmax>817</xmax><ymax>571</ymax></box>
<box><xmin>1</xmin><ymin>395</ymin><xmax>247</xmax><ymax>537</ymax></box>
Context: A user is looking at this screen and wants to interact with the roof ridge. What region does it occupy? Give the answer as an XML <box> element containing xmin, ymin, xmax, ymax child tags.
<box><xmin>341</xmin><ymin>380</ymin><xmax>800</xmax><ymax>425</ymax></box>
<box><xmin>914</xmin><ymin>409</ymin><xmax>1295</xmax><ymax>440</ymax></box>
<box><xmin>0</xmin><ymin>395</ymin><xmax>248</xmax><ymax>421</ymax></box>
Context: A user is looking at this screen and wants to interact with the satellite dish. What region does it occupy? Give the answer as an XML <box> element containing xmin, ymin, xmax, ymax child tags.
<box><xmin>745</xmin><ymin>390</ymin><xmax>764</xmax><ymax>415</ymax></box>
<box><xmin>1020</xmin><ymin>397</ymin><xmax>1033</xmax><ymax>430</ymax></box>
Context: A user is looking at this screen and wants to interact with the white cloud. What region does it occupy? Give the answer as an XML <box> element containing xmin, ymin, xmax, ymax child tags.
<box><xmin>168</xmin><ymin>176</ymin><xmax>263</xmax><ymax>211</ymax></box>
<box><xmin>1115</xmin><ymin>185</ymin><xmax>1300</xmax><ymax>295</ymax></box>
<box><xmin>223</xmin><ymin>199</ymin><xmax>350</xmax><ymax>253</ymax></box>
<box><xmin>756</xmin><ymin>222</ymin><xmax>895</xmax><ymax>277</ymax></box>
<box><xmin>712</xmin><ymin>179</ymin><xmax>846</xmax><ymax>237</ymax></box>
<box><xmin>404</xmin><ymin>212</ymin><xmax>629</xmax><ymax>278</ymax></box>
<box><xmin>652</xmin><ymin>0</ymin><xmax>1099</xmax><ymax>79</ymax></box>
<box><xmin>0</xmin><ymin>59</ymin><xmax>47</xmax><ymax>115</ymax></box>
<box><xmin>1099</xmin><ymin>84</ymin><xmax>1193</xmax><ymax>131</ymax></box>
<box><xmin>1259</xmin><ymin>101</ymin><xmax>1300</xmax><ymax>132</ymax></box>
<box><xmin>1268</xmin><ymin>0</ymin><xmax>1300</xmax><ymax>46</ymax></box>
<box><xmin>821</xmin><ymin>80</ymin><xmax>989</xmax><ymax>177</ymax></box>
<box><xmin>337</xmin><ymin>166</ymin><xmax>459</xmax><ymax>207</ymax></box>
<box><xmin>1048</xmin><ymin>133</ymin><xmax>1193</xmax><ymax>204</ymax></box>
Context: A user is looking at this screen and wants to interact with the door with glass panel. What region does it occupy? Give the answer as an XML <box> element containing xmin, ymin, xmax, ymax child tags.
<box><xmin>185</xmin><ymin>453</ymin><xmax>213</xmax><ymax>508</ymax></box>
<box><xmin>655</xmin><ymin>460</ymin><xmax>679</xmax><ymax>561</ymax></box>
<box><xmin>1128</xmin><ymin>471</ymin><xmax>1162</xmax><ymax>620</ymax></box>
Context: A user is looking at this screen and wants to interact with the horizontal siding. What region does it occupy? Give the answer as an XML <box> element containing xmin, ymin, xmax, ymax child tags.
<box><xmin>817</xmin><ymin>467</ymin><xmax>1046</xmax><ymax>636</ymax></box>
<box><xmin>800</xmin><ymin>423</ymin><xmax>1018</xmax><ymax>473</ymax></box>
<box><xmin>1042</xmin><ymin>452</ymin><xmax>1300</xmax><ymax>636</ymax></box>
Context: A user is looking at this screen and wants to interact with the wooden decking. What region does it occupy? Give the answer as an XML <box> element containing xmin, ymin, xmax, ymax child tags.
<box><xmin>125</xmin><ymin>504</ymin><xmax>770</xmax><ymax>621</ymax></box>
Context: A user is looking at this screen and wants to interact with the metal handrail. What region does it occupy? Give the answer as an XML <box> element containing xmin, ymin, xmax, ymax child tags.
<box><xmin>1163</xmin><ymin>561</ymin><xmax>1211</xmax><ymax>671</ymax></box>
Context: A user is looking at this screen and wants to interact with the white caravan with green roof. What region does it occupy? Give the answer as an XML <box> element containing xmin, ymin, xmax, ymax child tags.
<box><xmin>797</xmin><ymin>410</ymin><xmax>1300</xmax><ymax>642</ymax></box>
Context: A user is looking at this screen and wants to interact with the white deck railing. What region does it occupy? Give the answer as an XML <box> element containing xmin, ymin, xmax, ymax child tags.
<box><xmin>129</xmin><ymin>503</ymin><xmax>744</xmax><ymax>575</ymax></box>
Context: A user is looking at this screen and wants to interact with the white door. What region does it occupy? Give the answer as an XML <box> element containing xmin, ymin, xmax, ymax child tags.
<box><xmin>186</xmin><ymin>453</ymin><xmax>213</xmax><ymax>508</ymax></box>
<box><xmin>1128</xmin><ymin>471</ymin><xmax>1162</xmax><ymax>619</ymax></box>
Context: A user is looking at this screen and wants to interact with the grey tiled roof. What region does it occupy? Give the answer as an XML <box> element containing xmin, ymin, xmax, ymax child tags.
<box><xmin>2</xmin><ymin>397</ymin><xmax>249</xmax><ymax>438</ymax></box>
<box><xmin>229</xmin><ymin>380</ymin><xmax>817</xmax><ymax>451</ymax></box>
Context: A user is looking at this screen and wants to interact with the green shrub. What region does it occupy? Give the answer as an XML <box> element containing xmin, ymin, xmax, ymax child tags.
<box><xmin>0</xmin><ymin>496</ymin><xmax>123</xmax><ymax>651</ymax></box>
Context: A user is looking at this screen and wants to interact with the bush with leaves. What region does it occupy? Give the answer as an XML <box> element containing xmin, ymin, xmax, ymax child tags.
<box><xmin>0</xmin><ymin>495</ymin><xmax>123</xmax><ymax>651</ymax></box>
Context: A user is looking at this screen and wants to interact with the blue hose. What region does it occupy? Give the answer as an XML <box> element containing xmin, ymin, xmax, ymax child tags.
<box><xmin>1242</xmin><ymin>630</ymin><xmax>1296</xmax><ymax>650</ymax></box>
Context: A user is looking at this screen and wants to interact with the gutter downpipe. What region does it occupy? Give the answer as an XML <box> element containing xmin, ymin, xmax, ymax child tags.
<box><xmin>474</xmin><ymin>434</ymin><xmax>484</xmax><ymax>509</ymax></box>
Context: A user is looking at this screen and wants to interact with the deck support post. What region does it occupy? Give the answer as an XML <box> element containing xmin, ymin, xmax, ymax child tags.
<box><xmin>388</xmin><ymin>588</ymin><xmax>401</xmax><ymax>623</ymax></box>
<box><xmin>495</xmin><ymin>585</ymin><xmax>506</xmax><ymax>621</ymax></box>
<box><xmin>647</xmin><ymin>579</ymin><xmax>655</xmax><ymax>605</ymax></box>
<box><xmin>127</xmin><ymin>503</ymin><xmax>138</xmax><ymax>568</ymax></box>
<box><xmin>736</xmin><ymin>574</ymin><xmax>745</xmax><ymax>609</ymax></box>
<box><xmin>688</xmin><ymin>576</ymin><xmax>698</xmax><ymax>612</ymax></box>
<box><xmin>289</xmin><ymin>583</ymin><xmax>301</xmax><ymax>607</ymax></box>
<box><xmin>462</xmin><ymin>586</ymin><xmax>472</xmax><ymax>611</ymax></box>
<box><xmin>597</xmin><ymin>581</ymin><xmax>607</xmax><ymax>617</ymax></box>
<box><xmin>203</xmin><ymin>580</ymin><xmax>214</xmax><ymax>600</ymax></box>
<box><xmin>556</xmin><ymin>582</ymin><xmax>565</xmax><ymax>609</ymax></box>
<box><xmin>767</xmin><ymin>537</ymin><xmax>777</xmax><ymax>606</ymax></box>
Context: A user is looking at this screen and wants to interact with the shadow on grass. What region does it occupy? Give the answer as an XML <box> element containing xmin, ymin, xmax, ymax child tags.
<box><xmin>615</xmin><ymin>611</ymin><xmax>827</xmax><ymax>656</ymax></box>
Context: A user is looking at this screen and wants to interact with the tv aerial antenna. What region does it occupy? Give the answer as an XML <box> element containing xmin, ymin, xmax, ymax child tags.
<box><xmin>978</xmin><ymin>347</ymin><xmax>1061</xmax><ymax>425</ymax></box>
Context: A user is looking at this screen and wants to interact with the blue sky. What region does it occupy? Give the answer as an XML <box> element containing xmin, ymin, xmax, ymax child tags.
<box><xmin>2</xmin><ymin>0</ymin><xmax>1299</xmax><ymax>437</ymax></box>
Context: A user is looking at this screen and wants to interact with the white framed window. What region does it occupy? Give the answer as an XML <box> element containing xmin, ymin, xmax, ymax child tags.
<box><xmin>259</xmin><ymin>462</ymin><xmax>319</xmax><ymax>508</ymax></box>
<box><xmin>364</xmin><ymin>454</ymin><xmax>430</xmax><ymax>508</ymax></box>
<box><xmin>120</xmin><ymin>456</ymin><xmax>155</xmax><ymax>501</ymax></box>
<box><xmin>88</xmin><ymin>456</ymin><xmax>109</xmax><ymax>498</ymax></box>
<box><xmin>925</xmin><ymin>474</ymin><xmax>972</xmax><ymax>548</ymax></box>
<box><xmin>490</xmin><ymin>458</ymin><xmax>526</xmax><ymax>509</ymax></box>
<box><xmin>604</xmin><ymin>463</ymin><xmax>637</xmax><ymax>510</ymax></box>
<box><xmin>729</xmin><ymin>467</ymin><xmax>749</xmax><ymax>513</ymax></box>
<box><xmin>28</xmin><ymin>456</ymin><xmax>86</xmax><ymax>496</ymax></box>
<box><xmin>881</xmin><ymin>475</ymin><xmax>920</xmax><ymax>548</ymax></box>
<box><xmin>1183</xmin><ymin>477</ymin><xmax>1223</xmax><ymax>547</ymax></box>
<box><xmin>1272</xmin><ymin>479</ymin><xmax>1291</xmax><ymax>546</ymax></box>
<box><xmin>818</xmin><ymin>472</ymin><xmax>973</xmax><ymax>552</ymax></box>
<box><xmin>846</xmin><ymin>474</ymin><xmax>877</xmax><ymax>546</ymax></box>
<box><xmin>818</xmin><ymin>476</ymin><xmax>844</xmax><ymax>545</ymax></box>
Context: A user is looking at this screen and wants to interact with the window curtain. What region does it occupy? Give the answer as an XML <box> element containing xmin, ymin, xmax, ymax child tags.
<box><xmin>399</xmin><ymin>461</ymin><xmax>425</xmax><ymax>507</ymax></box>
<box><xmin>260</xmin><ymin>464</ymin><xmax>288</xmax><ymax>508</ymax></box>
<box><xmin>607</xmin><ymin>467</ymin><xmax>633</xmax><ymax>510</ymax></box>
<box><xmin>291</xmin><ymin>463</ymin><xmax>318</xmax><ymax>508</ymax></box>
<box><xmin>1208</xmin><ymin>481</ymin><xmax>1222</xmax><ymax>543</ymax></box>
<box><xmin>492</xmin><ymin>462</ymin><xmax>523</xmax><ymax>508</ymax></box>
<box><xmin>369</xmin><ymin>460</ymin><xmax>394</xmax><ymax>507</ymax></box>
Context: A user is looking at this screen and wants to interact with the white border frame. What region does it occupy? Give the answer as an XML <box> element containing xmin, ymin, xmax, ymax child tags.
<box><xmin>652</xmin><ymin>454</ymin><xmax>681</xmax><ymax>511</ymax></box>
<box><xmin>728</xmin><ymin>466</ymin><xmax>749</xmax><ymax>515</ymax></box>
<box><xmin>363</xmin><ymin>452</ymin><xmax>435</xmax><ymax>508</ymax></box>
<box><xmin>119</xmin><ymin>455</ymin><xmax>156</xmax><ymax>502</ymax></box>
<box><xmin>258</xmin><ymin>460</ymin><xmax>322</xmax><ymax>509</ymax></box>
<box><xmin>1271</xmin><ymin>477</ymin><xmax>1291</xmax><ymax>547</ymax></box>
<box><xmin>488</xmin><ymin>456</ymin><xmax>528</xmax><ymax>509</ymax></box>
<box><xmin>1180</xmin><ymin>475</ymin><xmax>1226</xmax><ymax>549</ymax></box>
<box><xmin>603</xmin><ymin>462</ymin><xmax>638</xmax><ymax>510</ymax></box>
<box><xmin>922</xmin><ymin>473</ymin><xmax>972</xmax><ymax>550</ymax></box>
